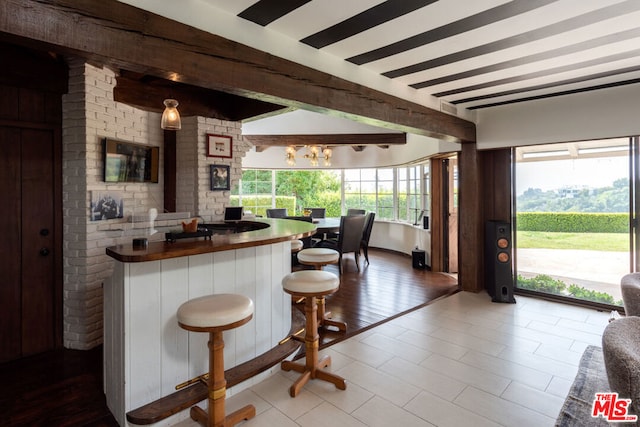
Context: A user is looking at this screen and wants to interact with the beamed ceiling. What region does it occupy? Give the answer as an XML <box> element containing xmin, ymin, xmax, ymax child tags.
<box><xmin>113</xmin><ymin>70</ymin><xmax>287</xmax><ymax>122</ymax></box>
<box><xmin>4</xmin><ymin>0</ymin><xmax>640</xmax><ymax>146</ymax></box>
<box><xmin>196</xmin><ymin>0</ymin><xmax>640</xmax><ymax>111</ymax></box>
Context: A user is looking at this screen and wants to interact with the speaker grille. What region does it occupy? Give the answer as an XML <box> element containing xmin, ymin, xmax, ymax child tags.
<box><xmin>485</xmin><ymin>220</ymin><xmax>516</xmax><ymax>303</ymax></box>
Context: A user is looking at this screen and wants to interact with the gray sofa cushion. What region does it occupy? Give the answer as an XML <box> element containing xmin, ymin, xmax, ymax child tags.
<box><xmin>602</xmin><ymin>316</ymin><xmax>640</xmax><ymax>419</ymax></box>
<box><xmin>621</xmin><ymin>273</ymin><xmax>640</xmax><ymax>316</ymax></box>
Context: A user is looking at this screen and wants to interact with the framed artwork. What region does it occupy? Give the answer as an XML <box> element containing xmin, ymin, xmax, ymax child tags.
<box><xmin>103</xmin><ymin>138</ymin><xmax>159</xmax><ymax>183</ymax></box>
<box><xmin>207</xmin><ymin>134</ymin><xmax>232</xmax><ymax>158</ymax></box>
<box><xmin>90</xmin><ymin>191</ymin><xmax>124</xmax><ymax>221</ymax></box>
<box><xmin>210</xmin><ymin>164</ymin><xmax>230</xmax><ymax>191</ymax></box>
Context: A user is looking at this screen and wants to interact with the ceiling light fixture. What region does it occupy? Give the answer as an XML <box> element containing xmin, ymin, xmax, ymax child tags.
<box><xmin>285</xmin><ymin>146</ymin><xmax>297</xmax><ymax>166</ymax></box>
<box><xmin>285</xmin><ymin>145</ymin><xmax>333</xmax><ymax>167</ymax></box>
<box><xmin>322</xmin><ymin>147</ymin><xmax>332</xmax><ymax>167</ymax></box>
<box><xmin>161</xmin><ymin>99</ymin><xmax>181</xmax><ymax>130</ymax></box>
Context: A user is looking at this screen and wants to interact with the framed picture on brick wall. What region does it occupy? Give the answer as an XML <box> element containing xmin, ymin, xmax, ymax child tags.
<box><xmin>90</xmin><ymin>190</ymin><xmax>124</xmax><ymax>221</ymax></box>
<box><xmin>103</xmin><ymin>138</ymin><xmax>159</xmax><ymax>183</ymax></box>
<box><xmin>206</xmin><ymin>134</ymin><xmax>232</xmax><ymax>158</ymax></box>
<box><xmin>210</xmin><ymin>165</ymin><xmax>230</xmax><ymax>191</ymax></box>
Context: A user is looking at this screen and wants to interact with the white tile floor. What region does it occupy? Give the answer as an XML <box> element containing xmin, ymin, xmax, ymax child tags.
<box><xmin>176</xmin><ymin>291</ymin><xmax>611</xmax><ymax>427</ymax></box>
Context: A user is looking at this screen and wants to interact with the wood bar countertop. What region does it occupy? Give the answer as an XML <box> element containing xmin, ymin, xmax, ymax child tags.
<box><xmin>106</xmin><ymin>218</ymin><xmax>316</xmax><ymax>263</ymax></box>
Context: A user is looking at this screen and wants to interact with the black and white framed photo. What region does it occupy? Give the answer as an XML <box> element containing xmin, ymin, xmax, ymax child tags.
<box><xmin>210</xmin><ymin>164</ymin><xmax>230</xmax><ymax>191</ymax></box>
<box><xmin>206</xmin><ymin>134</ymin><xmax>232</xmax><ymax>158</ymax></box>
<box><xmin>90</xmin><ymin>191</ymin><xmax>124</xmax><ymax>221</ymax></box>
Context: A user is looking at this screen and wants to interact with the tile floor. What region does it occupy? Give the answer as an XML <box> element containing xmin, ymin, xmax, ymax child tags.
<box><xmin>176</xmin><ymin>291</ymin><xmax>611</xmax><ymax>427</ymax></box>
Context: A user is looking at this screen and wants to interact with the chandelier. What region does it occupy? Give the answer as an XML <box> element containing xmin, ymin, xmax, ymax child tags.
<box><xmin>286</xmin><ymin>145</ymin><xmax>332</xmax><ymax>167</ymax></box>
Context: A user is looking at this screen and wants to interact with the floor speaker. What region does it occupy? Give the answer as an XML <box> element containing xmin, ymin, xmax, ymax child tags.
<box><xmin>412</xmin><ymin>249</ymin><xmax>426</xmax><ymax>269</ymax></box>
<box><xmin>485</xmin><ymin>220</ymin><xmax>516</xmax><ymax>303</ymax></box>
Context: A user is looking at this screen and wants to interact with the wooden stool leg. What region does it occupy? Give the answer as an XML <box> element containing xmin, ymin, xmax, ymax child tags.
<box><xmin>316</xmin><ymin>296</ymin><xmax>347</xmax><ymax>332</ymax></box>
<box><xmin>313</xmin><ymin>265</ymin><xmax>346</xmax><ymax>331</ymax></box>
<box><xmin>281</xmin><ymin>295</ymin><xmax>347</xmax><ymax>397</ymax></box>
<box><xmin>190</xmin><ymin>331</ymin><xmax>255</xmax><ymax>427</ymax></box>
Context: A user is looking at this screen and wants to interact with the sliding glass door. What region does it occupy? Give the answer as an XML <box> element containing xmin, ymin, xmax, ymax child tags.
<box><xmin>514</xmin><ymin>138</ymin><xmax>636</xmax><ymax>307</ymax></box>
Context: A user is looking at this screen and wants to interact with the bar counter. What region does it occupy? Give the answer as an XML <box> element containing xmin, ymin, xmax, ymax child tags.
<box><xmin>103</xmin><ymin>218</ymin><xmax>315</xmax><ymax>426</ymax></box>
<box><xmin>106</xmin><ymin>218</ymin><xmax>316</xmax><ymax>262</ymax></box>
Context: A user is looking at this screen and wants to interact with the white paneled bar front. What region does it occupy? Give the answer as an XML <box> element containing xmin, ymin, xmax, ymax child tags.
<box><xmin>104</xmin><ymin>241</ymin><xmax>291</xmax><ymax>426</ymax></box>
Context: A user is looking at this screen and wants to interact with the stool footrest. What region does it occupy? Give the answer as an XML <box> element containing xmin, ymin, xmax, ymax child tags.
<box><xmin>190</xmin><ymin>404</ymin><xmax>256</xmax><ymax>427</ymax></box>
<box><xmin>281</xmin><ymin>354</ymin><xmax>346</xmax><ymax>397</ymax></box>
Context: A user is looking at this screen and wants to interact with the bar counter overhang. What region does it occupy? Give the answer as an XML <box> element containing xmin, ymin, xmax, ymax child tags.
<box><xmin>104</xmin><ymin>218</ymin><xmax>315</xmax><ymax>426</ymax></box>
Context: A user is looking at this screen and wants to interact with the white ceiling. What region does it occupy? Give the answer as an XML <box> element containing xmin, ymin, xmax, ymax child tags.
<box><xmin>120</xmin><ymin>0</ymin><xmax>640</xmax><ymax>120</ymax></box>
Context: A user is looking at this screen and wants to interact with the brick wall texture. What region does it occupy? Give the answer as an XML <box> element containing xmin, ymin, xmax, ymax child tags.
<box><xmin>61</xmin><ymin>60</ymin><xmax>250</xmax><ymax>349</ymax></box>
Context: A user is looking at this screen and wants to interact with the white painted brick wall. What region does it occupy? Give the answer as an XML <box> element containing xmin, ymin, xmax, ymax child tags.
<box><xmin>176</xmin><ymin>117</ymin><xmax>251</xmax><ymax>221</ymax></box>
<box><xmin>62</xmin><ymin>61</ymin><xmax>166</xmax><ymax>349</ymax></box>
<box><xmin>61</xmin><ymin>60</ymin><xmax>251</xmax><ymax>350</ymax></box>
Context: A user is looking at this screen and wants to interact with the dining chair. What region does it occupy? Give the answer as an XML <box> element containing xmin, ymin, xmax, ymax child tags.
<box><xmin>360</xmin><ymin>212</ymin><xmax>375</xmax><ymax>265</ymax></box>
<box><xmin>346</xmin><ymin>208</ymin><xmax>365</xmax><ymax>216</ymax></box>
<box><xmin>328</xmin><ymin>209</ymin><xmax>365</xmax><ymax>238</ymax></box>
<box><xmin>304</xmin><ymin>208</ymin><xmax>326</xmax><ymax>218</ymax></box>
<box><xmin>266</xmin><ymin>208</ymin><xmax>287</xmax><ymax>218</ymax></box>
<box><xmin>315</xmin><ymin>215</ymin><xmax>366</xmax><ymax>273</ymax></box>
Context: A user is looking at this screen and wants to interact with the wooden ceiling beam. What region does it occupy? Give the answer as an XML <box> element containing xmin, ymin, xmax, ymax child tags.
<box><xmin>0</xmin><ymin>0</ymin><xmax>476</xmax><ymax>142</ymax></box>
<box><xmin>244</xmin><ymin>133</ymin><xmax>406</xmax><ymax>150</ymax></box>
<box><xmin>114</xmin><ymin>73</ymin><xmax>287</xmax><ymax>121</ymax></box>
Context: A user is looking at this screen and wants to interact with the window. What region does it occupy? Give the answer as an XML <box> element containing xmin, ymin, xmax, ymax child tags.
<box><xmin>514</xmin><ymin>139</ymin><xmax>630</xmax><ymax>308</ymax></box>
<box><xmin>376</xmin><ymin>168</ymin><xmax>394</xmax><ymax>220</ymax></box>
<box><xmin>233</xmin><ymin>164</ymin><xmax>429</xmax><ymax>223</ymax></box>
<box><xmin>398</xmin><ymin>166</ymin><xmax>422</xmax><ymax>222</ymax></box>
<box><xmin>344</xmin><ymin>169</ymin><xmax>376</xmax><ymax>212</ymax></box>
<box><xmin>232</xmin><ymin>170</ymin><xmax>273</xmax><ymax>215</ymax></box>
<box><xmin>422</xmin><ymin>164</ymin><xmax>430</xmax><ymax>221</ymax></box>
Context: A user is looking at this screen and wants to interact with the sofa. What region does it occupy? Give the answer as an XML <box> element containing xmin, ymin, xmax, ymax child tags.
<box><xmin>621</xmin><ymin>272</ymin><xmax>640</xmax><ymax>316</ymax></box>
<box><xmin>602</xmin><ymin>316</ymin><xmax>640</xmax><ymax>420</ymax></box>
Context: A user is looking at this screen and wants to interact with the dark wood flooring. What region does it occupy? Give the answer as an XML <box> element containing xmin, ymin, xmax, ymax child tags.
<box><xmin>296</xmin><ymin>249</ymin><xmax>460</xmax><ymax>348</ymax></box>
<box><xmin>0</xmin><ymin>248</ymin><xmax>458</xmax><ymax>427</ymax></box>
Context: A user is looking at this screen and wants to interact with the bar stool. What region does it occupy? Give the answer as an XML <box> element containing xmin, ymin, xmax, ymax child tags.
<box><xmin>291</xmin><ymin>239</ymin><xmax>304</xmax><ymax>254</ymax></box>
<box><xmin>297</xmin><ymin>248</ymin><xmax>347</xmax><ymax>332</ymax></box>
<box><xmin>177</xmin><ymin>294</ymin><xmax>256</xmax><ymax>427</ymax></box>
<box><xmin>281</xmin><ymin>270</ymin><xmax>347</xmax><ymax>397</ymax></box>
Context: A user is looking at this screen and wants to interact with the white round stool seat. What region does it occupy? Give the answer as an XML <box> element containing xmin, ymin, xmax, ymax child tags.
<box><xmin>291</xmin><ymin>239</ymin><xmax>304</xmax><ymax>252</ymax></box>
<box><xmin>282</xmin><ymin>270</ymin><xmax>339</xmax><ymax>296</ymax></box>
<box><xmin>177</xmin><ymin>294</ymin><xmax>254</xmax><ymax>329</ymax></box>
<box><xmin>297</xmin><ymin>248</ymin><xmax>339</xmax><ymax>265</ymax></box>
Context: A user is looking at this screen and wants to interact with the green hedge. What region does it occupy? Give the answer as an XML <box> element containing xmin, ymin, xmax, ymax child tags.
<box><xmin>516</xmin><ymin>212</ymin><xmax>628</xmax><ymax>233</ymax></box>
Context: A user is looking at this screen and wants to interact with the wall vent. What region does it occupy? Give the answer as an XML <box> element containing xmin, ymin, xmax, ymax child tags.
<box><xmin>440</xmin><ymin>100</ymin><xmax>458</xmax><ymax>116</ymax></box>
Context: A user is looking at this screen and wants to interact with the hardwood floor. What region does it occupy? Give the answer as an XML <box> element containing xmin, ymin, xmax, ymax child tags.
<box><xmin>295</xmin><ymin>248</ymin><xmax>459</xmax><ymax>348</ymax></box>
<box><xmin>0</xmin><ymin>345</ymin><xmax>118</xmax><ymax>427</ymax></box>
<box><xmin>0</xmin><ymin>248</ymin><xmax>458</xmax><ymax>427</ymax></box>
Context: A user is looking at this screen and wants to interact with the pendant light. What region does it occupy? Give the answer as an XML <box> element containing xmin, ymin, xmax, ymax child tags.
<box><xmin>161</xmin><ymin>99</ymin><xmax>181</xmax><ymax>130</ymax></box>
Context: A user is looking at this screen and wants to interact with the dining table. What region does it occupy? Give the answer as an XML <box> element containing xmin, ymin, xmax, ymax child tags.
<box><xmin>312</xmin><ymin>217</ymin><xmax>341</xmax><ymax>234</ymax></box>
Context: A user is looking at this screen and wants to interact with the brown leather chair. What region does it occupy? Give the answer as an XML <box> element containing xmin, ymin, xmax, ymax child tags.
<box><xmin>266</xmin><ymin>208</ymin><xmax>287</xmax><ymax>218</ymax></box>
<box><xmin>346</xmin><ymin>208</ymin><xmax>365</xmax><ymax>216</ymax></box>
<box><xmin>315</xmin><ymin>215</ymin><xmax>366</xmax><ymax>273</ymax></box>
<box><xmin>303</xmin><ymin>207</ymin><xmax>326</xmax><ymax>218</ymax></box>
<box><xmin>360</xmin><ymin>212</ymin><xmax>375</xmax><ymax>265</ymax></box>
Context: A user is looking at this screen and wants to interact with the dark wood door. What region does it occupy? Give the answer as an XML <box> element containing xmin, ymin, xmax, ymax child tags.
<box><xmin>0</xmin><ymin>126</ymin><xmax>58</xmax><ymax>362</ymax></box>
<box><xmin>0</xmin><ymin>44</ymin><xmax>65</xmax><ymax>363</ymax></box>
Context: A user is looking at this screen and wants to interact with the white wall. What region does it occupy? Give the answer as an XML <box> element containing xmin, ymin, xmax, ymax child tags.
<box><xmin>369</xmin><ymin>221</ymin><xmax>431</xmax><ymax>264</ymax></box>
<box><xmin>175</xmin><ymin>117</ymin><xmax>251</xmax><ymax>221</ymax></box>
<box><xmin>63</xmin><ymin>60</ymin><xmax>164</xmax><ymax>349</ymax></box>
<box><xmin>476</xmin><ymin>84</ymin><xmax>640</xmax><ymax>150</ymax></box>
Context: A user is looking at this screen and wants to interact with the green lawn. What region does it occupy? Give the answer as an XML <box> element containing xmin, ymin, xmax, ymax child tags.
<box><xmin>516</xmin><ymin>231</ymin><xmax>628</xmax><ymax>252</ymax></box>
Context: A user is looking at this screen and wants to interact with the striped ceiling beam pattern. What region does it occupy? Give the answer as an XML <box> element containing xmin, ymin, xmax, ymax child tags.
<box><xmin>232</xmin><ymin>0</ymin><xmax>640</xmax><ymax>110</ymax></box>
